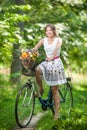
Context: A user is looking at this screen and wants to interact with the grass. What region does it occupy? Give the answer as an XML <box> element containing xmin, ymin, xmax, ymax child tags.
<box><xmin>36</xmin><ymin>73</ymin><xmax>87</xmax><ymax>130</ymax></box>
<box><xmin>0</xmin><ymin>73</ymin><xmax>42</xmax><ymax>130</ymax></box>
<box><xmin>0</xmin><ymin>74</ymin><xmax>17</xmax><ymax>130</ymax></box>
<box><xmin>0</xmin><ymin>72</ymin><xmax>87</xmax><ymax>130</ymax></box>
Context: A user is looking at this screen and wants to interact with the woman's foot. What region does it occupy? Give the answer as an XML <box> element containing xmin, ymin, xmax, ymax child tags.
<box><xmin>54</xmin><ymin>112</ymin><xmax>59</xmax><ymax>120</ymax></box>
<box><xmin>54</xmin><ymin>115</ymin><xmax>58</xmax><ymax>120</ymax></box>
<box><xmin>54</xmin><ymin>114</ymin><xmax>60</xmax><ymax>120</ymax></box>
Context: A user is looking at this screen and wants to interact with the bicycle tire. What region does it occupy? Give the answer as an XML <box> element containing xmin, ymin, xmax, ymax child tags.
<box><xmin>59</xmin><ymin>82</ymin><xmax>73</xmax><ymax>116</ymax></box>
<box><xmin>50</xmin><ymin>82</ymin><xmax>73</xmax><ymax>117</ymax></box>
<box><xmin>15</xmin><ymin>84</ymin><xmax>35</xmax><ymax>128</ymax></box>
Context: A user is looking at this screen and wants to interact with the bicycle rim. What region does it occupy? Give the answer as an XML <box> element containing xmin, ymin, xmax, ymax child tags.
<box><xmin>15</xmin><ymin>84</ymin><xmax>35</xmax><ymax>128</ymax></box>
<box><xmin>59</xmin><ymin>83</ymin><xmax>73</xmax><ymax>116</ymax></box>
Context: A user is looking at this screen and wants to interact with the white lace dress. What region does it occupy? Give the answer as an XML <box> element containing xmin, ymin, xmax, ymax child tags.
<box><xmin>38</xmin><ymin>37</ymin><xmax>67</xmax><ymax>86</ymax></box>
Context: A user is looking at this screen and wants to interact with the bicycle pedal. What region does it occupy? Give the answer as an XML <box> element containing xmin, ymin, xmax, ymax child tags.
<box><xmin>42</xmin><ymin>105</ymin><xmax>47</xmax><ymax>111</ymax></box>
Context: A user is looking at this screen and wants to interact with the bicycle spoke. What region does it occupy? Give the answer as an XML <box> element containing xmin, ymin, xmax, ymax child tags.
<box><xmin>15</xmin><ymin>85</ymin><xmax>35</xmax><ymax>128</ymax></box>
<box><xmin>59</xmin><ymin>83</ymin><xmax>73</xmax><ymax>116</ymax></box>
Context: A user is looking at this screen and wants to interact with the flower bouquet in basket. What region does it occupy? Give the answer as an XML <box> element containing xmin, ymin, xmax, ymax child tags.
<box><xmin>20</xmin><ymin>49</ymin><xmax>39</xmax><ymax>69</ymax></box>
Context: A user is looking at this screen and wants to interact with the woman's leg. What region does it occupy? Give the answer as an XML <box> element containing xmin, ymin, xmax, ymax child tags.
<box><xmin>35</xmin><ymin>67</ymin><xmax>44</xmax><ymax>96</ymax></box>
<box><xmin>51</xmin><ymin>86</ymin><xmax>60</xmax><ymax>119</ymax></box>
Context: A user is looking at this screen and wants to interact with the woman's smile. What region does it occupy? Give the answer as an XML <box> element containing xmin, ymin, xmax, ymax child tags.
<box><xmin>46</xmin><ymin>27</ymin><xmax>54</xmax><ymax>38</ymax></box>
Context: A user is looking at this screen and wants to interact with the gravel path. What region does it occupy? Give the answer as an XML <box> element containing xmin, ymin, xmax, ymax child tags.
<box><xmin>13</xmin><ymin>113</ymin><xmax>43</xmax><ymax>130</ymax></box>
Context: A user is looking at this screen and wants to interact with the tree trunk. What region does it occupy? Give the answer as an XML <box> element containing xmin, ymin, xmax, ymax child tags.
<box><xmin>10</xmin><ymin>0</ymin><xmax>25</xmax><ymax>84</ymax></box>
<box><xmin>10</xmin><ymin>44</ymin><xmax>21</xmax><ymax>84</ymax></box>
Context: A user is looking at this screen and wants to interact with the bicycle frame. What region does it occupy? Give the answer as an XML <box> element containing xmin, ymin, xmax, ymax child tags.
<box><xmin>39</xmin><ymin>86</ymin><xmax>54</xmax><ymax>108</ymax></box>
<box><xmin>15</xmin><ymin>76</ymin><xmax>73</xmax><ymax>128</ymax></box>
<box><xmin>26</xmin><ymin>77</ymin><xmax>72</xmax><ymax>109</ymax></box>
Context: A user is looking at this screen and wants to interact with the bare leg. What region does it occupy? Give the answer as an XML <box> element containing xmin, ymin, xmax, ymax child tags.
<box><xmin>51</xmin><ymin>86</ymin><xmax>60</xmax><ymax>120</ymax></box>
<box><xmin>35</xmin><ymin>67</ymin><xmax>44</xmax><ymax>96</ymax></box>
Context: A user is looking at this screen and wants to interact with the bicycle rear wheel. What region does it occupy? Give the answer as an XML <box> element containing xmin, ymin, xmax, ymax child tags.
<box><xmin>59</xmin><ymin>82</ymin><xmax>73</xmax><ymax>116</ymax></box>
<box><xmin>15</xmin><ymin>84</ymin><xmax>35</xmax><ymax>128</ymax></box>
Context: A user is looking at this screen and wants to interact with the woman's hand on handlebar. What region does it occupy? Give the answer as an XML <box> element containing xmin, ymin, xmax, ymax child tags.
<box><xmin>45</xmin><ymin>57</ymin><xmax>53</xmax><ymax>62</ymax></box>
<box><xmin>31</xmin><ymin>47</ymin><xmax>38</xmax><ymax>52</ymax></box>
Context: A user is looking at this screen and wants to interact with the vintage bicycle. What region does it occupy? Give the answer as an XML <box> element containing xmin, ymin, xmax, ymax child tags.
<box><xmin>15</xmin><ymin>49</ymin><xmax>73</xmax><ymax>128</ymax></box>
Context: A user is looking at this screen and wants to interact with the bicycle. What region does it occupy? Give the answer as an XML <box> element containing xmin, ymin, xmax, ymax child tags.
<box><xmin>15</xmin><ymin>49</ymin><xmax>73</xmax><ymax>128</ymax></box>
<box><xmin>15</xmin><ymin>65</ymin><xmax>73</xmax><ymax>128</ymax></box>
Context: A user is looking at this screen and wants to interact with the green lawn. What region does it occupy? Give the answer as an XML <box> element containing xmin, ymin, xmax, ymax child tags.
<box><xmin>0</xmin><ymin>73</ymin><xmax>87</xmax><ymax>130</ymax></box>
<box><xmin>36</xmin><ymin>74</ymin><xmax>87</xmax><ymax>130</ymax></box>
<box><xmin>0</xmin><ymin>74</ymin><xmax>42</xmax><ymax>130</ymax></box>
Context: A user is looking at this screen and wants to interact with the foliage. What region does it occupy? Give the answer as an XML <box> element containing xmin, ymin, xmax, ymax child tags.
<box><xmin>36</xmin><ymin>110</ymin><xmax>87</xmax><ymax>130</ymax></box>
<box><xmin>0</xmin><ymin>1</ymin><xmax>87</xmax><ymax>129</ymax></box>
<box><xmin>0</xmin><ymin>0</ymin><xmax>87</xmax><ymax>71</ymax></box>
<box><xmin>0</xmin><ymin>73</ymin><xmax>87</xmax><ymax>130</ymax></box>
<box><xmin>0</xmin><ymin>73</ymin><xmax>16</xmax><ymax>130</ymax></box>
<box><xmin>0</xmin><ymin>72</ymin><xmax>42</xmax><ymax>130</ymax></box>
<box><xmin>36</xmin><ymin>75</ymin><xmax>87</xmax><ymax>130</ymax></box>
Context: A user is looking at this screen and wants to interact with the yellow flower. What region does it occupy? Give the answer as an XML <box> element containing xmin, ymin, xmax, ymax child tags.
<box><xmin>22</xmin><ymin>52</ymin><xmax>29</xmax><ymax>58</ymax></box>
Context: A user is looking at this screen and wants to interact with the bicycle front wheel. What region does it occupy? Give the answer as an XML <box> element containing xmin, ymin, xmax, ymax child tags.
<box><xmin>15</xmin><ymin>84</ymin><xmax>35</xmax><ymax>128</ymax></box>
<box><xmin>59</xmin><ymin>82</ymin><xmax>73</xmax><ymax>116</ymax></box>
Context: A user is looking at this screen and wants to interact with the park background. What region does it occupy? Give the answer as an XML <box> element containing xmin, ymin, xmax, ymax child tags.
<box><xmin>0</xmin><ymin>0</ymin><xmax>87</xmax><ymax>130</ymax></box>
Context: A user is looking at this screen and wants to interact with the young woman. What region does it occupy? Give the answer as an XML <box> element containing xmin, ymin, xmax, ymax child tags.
<box><xmin>33</xmin><ymin>24</ymin><xmax>67</xmax><ymax>120</ymax></box>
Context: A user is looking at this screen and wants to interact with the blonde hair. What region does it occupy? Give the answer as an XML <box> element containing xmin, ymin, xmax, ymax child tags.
<box><xmin>45</xmin><ymin>24</ymin><xmax>58</xmax><ymax>37</ymax></box>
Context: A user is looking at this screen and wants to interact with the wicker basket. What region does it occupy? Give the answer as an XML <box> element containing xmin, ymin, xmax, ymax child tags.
<box><xmin>21</xmin><ymin>59</ymin><xmax>36</xmax><ymax>76</ymax></box>
<box><xmin>22</xmin><ymin>66</ymin><xmax>35</xmax><ymax>76</ymax></box>
<box><xmin>22</xmin><ymin>59</ymin><xmax>35</xmax><ymax>69</ymax></box>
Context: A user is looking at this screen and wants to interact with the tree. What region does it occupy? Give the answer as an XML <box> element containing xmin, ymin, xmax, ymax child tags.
<box><xmin>10</xmin><ymin>0</ymin><xmax>26</xmax><ymax>84</ymax></box>
<box><xmin>0</xmin><ymin>0</ymin><xmax>87</xmax><ymax>78</ymax></box>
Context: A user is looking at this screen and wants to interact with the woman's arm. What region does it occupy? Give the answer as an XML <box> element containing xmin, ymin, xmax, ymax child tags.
<box><xmin>52</xmin><ymin>38</ymin><xmax>62</xmax><ymax>58</ymax></box>
<box><xmin>33</xmin><ymin>39</ymin><xmax>44</xmax><ymax>51</ymax></box>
